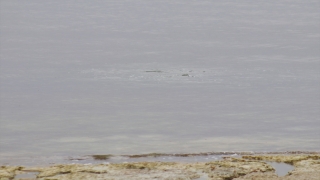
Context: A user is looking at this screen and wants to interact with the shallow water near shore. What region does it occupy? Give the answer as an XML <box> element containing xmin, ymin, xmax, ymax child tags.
<box><xmin>266</xmin><ymin>162</ymin><xmax>294</xmax><ymax>176</ymax></box>
<box><xmin>8</xmin><ymin>162</ymin><xmax>295</xmax><ymax>179</ymax></box>
<box><xmin>0</xmin><ymin>0</ymin><xmax>320</xmax><ymax>160</ymax></box>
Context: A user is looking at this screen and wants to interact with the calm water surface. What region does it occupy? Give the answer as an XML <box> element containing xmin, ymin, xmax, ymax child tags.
<box><xmin>0</xmin><ymin>0</ymin><xmax>319</xmax><ymax>159</ymax></box>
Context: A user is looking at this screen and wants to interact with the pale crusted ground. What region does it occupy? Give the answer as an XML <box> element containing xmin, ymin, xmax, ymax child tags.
<box><xmin>1</xmin><ymin>154</ymin><xmax>319</xmax><ymax>180</ymax></box>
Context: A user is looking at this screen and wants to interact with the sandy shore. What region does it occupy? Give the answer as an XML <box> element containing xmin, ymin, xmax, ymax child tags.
<box><xmin>1</xmin><ymin>153</ymin><xmax>319</xmax><ymax>180</ymax></box>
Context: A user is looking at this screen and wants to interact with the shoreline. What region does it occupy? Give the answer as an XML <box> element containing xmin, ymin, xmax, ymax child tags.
<box><xmin>2</xmin><ymin>151</ymin><xmax>320</xmax><ymax>167</ymax></box>
<box><xmin>1</xmin><ymin>152</ymin><xmax>319</xmax><ymax>179</ymax></box>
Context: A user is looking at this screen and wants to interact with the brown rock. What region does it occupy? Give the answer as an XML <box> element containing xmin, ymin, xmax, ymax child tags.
<box><xmin>2</xmin><ymin>154</ymin><xmax>320</xmax><ymax>180</ymax></box>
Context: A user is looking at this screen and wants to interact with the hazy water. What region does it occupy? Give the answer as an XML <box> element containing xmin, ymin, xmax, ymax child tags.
<box><xmin>0</xmin><ymin>0</ymin><xmax>319</xmax><ymax>158</ymax></box>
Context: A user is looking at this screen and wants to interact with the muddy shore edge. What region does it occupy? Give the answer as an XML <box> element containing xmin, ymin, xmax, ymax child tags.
<box><xmin>1</xmin><ymin>152</ymin><xmax>319</xmax><ymax>180</ymax></box>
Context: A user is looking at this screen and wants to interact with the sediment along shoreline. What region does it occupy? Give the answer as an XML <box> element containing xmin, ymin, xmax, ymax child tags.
<box><xmin>1</xmin><ymin>153</ymin><xmax>319</xmax><ymax>180</ymax></box>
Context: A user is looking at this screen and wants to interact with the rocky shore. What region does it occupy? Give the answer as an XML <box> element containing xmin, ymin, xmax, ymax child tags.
<box><xmin>1</xmin><ymin>154</ymin><xmax>319</xmax><ymax>180</ymax></box>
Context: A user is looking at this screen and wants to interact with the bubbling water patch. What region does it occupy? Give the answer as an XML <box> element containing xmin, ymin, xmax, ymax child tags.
<box><xmin>81</xmin><ymin>67</ymin><xmax>215</xmax><ymax>83</ymax></box>
<box><xmin>80</xmin><ymin>65</ymin><xmax>281</xmax><ymax>86</ymax></box>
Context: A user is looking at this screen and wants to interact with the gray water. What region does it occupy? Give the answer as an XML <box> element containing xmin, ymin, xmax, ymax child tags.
<box><xmin>0</xmin><ymin>0</ymin><xmax>319</xmax><ymax>159</ymax></box>
<box><xmin>266</xmin><ymin>162</ymin><xmax>295</xmax><ymax>177</ymax></box>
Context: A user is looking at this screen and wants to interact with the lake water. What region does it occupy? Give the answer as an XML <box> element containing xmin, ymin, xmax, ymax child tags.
<box><xmin>0</xmin><ymin>0</ymin><xmax>319</xmax><ymax>160</ymax></box>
